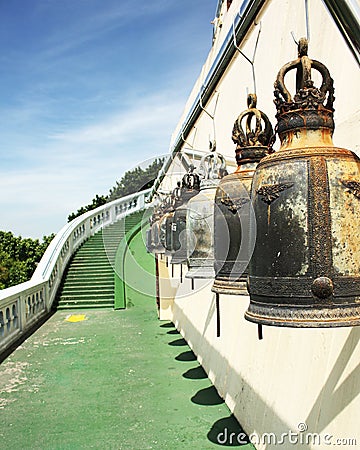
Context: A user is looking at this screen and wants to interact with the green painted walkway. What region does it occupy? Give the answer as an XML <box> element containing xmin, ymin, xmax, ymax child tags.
<box><xmin>0</xmin><ymin>310</ymin><xmax>252</xmax><ymax>449</ymax></box>
<box><xmin>0</xmin><ymin>225</ymin><xmax>253</xmax><ymax>449</ymax></box>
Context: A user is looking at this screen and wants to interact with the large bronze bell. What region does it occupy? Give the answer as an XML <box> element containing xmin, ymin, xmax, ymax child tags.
<box><xmin>146</xmin><ymin>204</ymin><xmax>162</xmax><ymax>254</ymax></box>
<box><xmin>186</xmin><ymin>146</ymin><xmax>227</xmax><ymax>279</ymax></box>
<box><xmin>145</xmin><ymin>228</ymin><xmax>154</xmax><ymax>254</ymax></box>
<box><xmin>171</xmin><ymin>165</ymin><xmax>201</xmax><ymax>264</ymax></box>
<box><xmin>159</xmin><ymin>211</ymin><xmax>174</xmax><ymax>254</ymax></box>
<box><xmin>146</xmin><ymin>189</ymin><xmax>178</xmax><ymax>255</ymax></box>
<box><xmin>212</xmin><ymin>94</ymin><xmax>273</xmax><ymax>295</ymax></box>
<box><xmin>245</xmin><ymin>38</ymin><xmax>360</xmax><ymax>328</ymax></box>
<box><xmin>158</xmin><ymin>186</ymin><xmax>180</xmax><ymax>255</ymax></box>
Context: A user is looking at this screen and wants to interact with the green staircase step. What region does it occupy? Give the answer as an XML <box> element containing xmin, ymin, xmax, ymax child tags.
<box><xmin>59</xmin><ymin>294</ymin><xmax>114</xmax><ymax>301</ymax></box>
<box><xmin>56</xmin><ymin>303</ymin><xmax>114</xmax><ymax>310</ymax></box>
<box><xmin>61</xmin><ymin>287</ymin><xmax>114</xmax><ymax>295</ymax></box>
<box><xmin>61</xmin><ymin>280</ymin><xmax>115</xmax><ymax>286</ymax></box>
<box><xmin>63</xmin><ymin>273</ymin><xmax>114</xmax><ymax>280</ymax></box>
<box><xmin>55</xmin><ymin>211</ymin><xmax>144</xmax><ymax>310</ymax></box>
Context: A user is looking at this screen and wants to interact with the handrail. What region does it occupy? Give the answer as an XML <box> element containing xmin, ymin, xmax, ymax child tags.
<box><xmin>0</xmin><ymin>188</ymin><xmax>152</xmax><ymax>356</ymax></box>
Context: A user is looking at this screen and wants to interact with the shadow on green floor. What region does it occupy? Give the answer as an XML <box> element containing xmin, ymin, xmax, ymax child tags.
<box><xmin>207</xmin><ymin>415</ymin><xmax>251</xmax><ymax>447</ymax></box>
<box><xmin>175</xmin><ymin>350</ymin><xmax>197</xmax><ymax>361</ymax></box>
<box><xmin>165</xmin><ymin>319</ymin><xmax>253</xmax><ymax>448</ymax></box>
<box><xmin>168</xmin><ymin>338</ymin><xmax>188</xmax><ymax>346</ymax></box>
<box><xmin>167</xmin><ymin>329</ymin><xmax>181</xmax><ymax>335</ymax></box>
<box><xmin>160</xmin><ymin>322</ymin><xmax>175</xmax><ymax>328</ymax></box>
<box><xmin>191</xmin><ymin>385</ymin><xmax>225</xmax><ymax>406</ymax></box>
<box><xmin>182</xmin><ymin>366</ymin><xmax>208</xmax><ymax>380</ymax></box>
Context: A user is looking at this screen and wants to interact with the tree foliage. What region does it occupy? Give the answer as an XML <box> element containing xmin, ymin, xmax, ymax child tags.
<box><xmin>68</xmin><ymin>158</ymin><xmax>164</xmax><ymax>222</ymax></box>
<box><xmin>107</xmin><ymin>157</ymin><xmax>164</xmax><ymax>202</ymax></box>
<box><xmin>67</xmin><ymin>194</ymin><xmax>107</xmax><ymax>222</ymax></box>
<box><xmin>0</xmin><ymin>231</ymin><xmax>54</xmax><ymax>289</ymax></box>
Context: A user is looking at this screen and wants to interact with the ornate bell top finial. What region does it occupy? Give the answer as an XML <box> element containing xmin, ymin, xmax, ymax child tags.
<box><xmin>177</xmin><ymin>164</ymin><xmax>201</xmax><ymax>203</ymax></box>
<box><xmin>274</xmin><ymin>38</ymin><xmax>335</xmax><ymax>138</ymax></box>
<box><xmin>198</xmin><ymin>141</ymin><xmax>227</xmax><ymax>188</ymax></box>
<box><xmin>232</xmin><ymin>93</ymin><xmax>274</xmax><ymax>165</ymax></box>
<box><xmin>181</xmin><ymin>164</ymin><xmax>200</xmax><ymax>190</ymax></box>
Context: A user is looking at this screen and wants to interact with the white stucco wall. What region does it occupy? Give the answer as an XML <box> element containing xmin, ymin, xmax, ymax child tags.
<box><xmin>157</xmin><ymin>1</ymin><xmax>359</xmax><ymax>448</ymax></box>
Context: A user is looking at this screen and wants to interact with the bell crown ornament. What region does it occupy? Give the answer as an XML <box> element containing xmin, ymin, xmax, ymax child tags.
<box><xmin>274</xmin><ymin>38</ymin><xmax>335</xmax><ymax>139</ymax></box>
<box><xmin>182</xmin><ymin>164</ymin><xmax>201</xmax><ymax>189</ymax></box>
<box><xmin>232</xmin><ymin>93</ymin><xmax>274</xmax><ymax>165</ymax></box>
<box><xmin>178</xmin><ymin>164</ymin><xmax>201</xmax><ymax>203</ymax></box>
<box><xmin>197</xmin><ymin>142</ymin><xmax>227</xmax><ymax>188</ymax></box>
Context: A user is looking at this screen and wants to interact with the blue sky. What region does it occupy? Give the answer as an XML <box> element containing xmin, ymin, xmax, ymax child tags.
<box><xmin>0</xmin><ymin>0</ymin><xmax>218</xmax><ymax>238</ymax></box>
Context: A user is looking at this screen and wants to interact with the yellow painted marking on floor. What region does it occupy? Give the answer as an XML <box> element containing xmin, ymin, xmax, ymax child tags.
<box><xmin>65</xmin><ymin>314</ymin><xmax>87</xmax><ymax>323</ymax></box>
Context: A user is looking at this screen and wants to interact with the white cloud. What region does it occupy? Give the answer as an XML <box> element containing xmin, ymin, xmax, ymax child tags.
<box><xmin>0</xmin><ymin>88</ymin><xmax>183</xmax><ymax>238</ymax></box>
<box><xmin>0</xmin><ymin>1</ymin><xmax>213</xmax><ymax>238</ymax></box>
<box><xmin>50</xmin><ymin>97</ymin><xmax>180</xmax><ymax>145</ymax></box>
<box><xmin>47</xmin><ymin>89</ymin><xmax>185</xmax><ymax>153</ymax></box>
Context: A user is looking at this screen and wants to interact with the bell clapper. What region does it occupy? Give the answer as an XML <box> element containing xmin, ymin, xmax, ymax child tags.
<box><xmin>216</xmin><ymin>293</ymin><xmax>221</xmax><ymax>337</ymax></box>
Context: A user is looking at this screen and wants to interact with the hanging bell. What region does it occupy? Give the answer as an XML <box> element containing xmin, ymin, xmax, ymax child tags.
<box><xmin>159</xmin><ymin>184</ymin><xmax>180</xmax><ymax>254</ymax></box>
<box><xmin>145</xmin><ymin>227</ymin><xmax>154</xmax><ymax>254</ymax></box>
<box><xmin>171</xmin><ymin>165</ymin><xmax>201</xmax><ymax>264</ymax></box>
<box><xmin>159</xmin><ymin>211</ymin><xmax>174</xmax><ymax>254</ymax></box>
<box><xmin>212</xmin><ymin>94</ymin><xmax>274</xmax><ymax>295</ymax></box>
<box><xmin>245</xmin><ymin>38</ymin><xmax>360</xmax><ymax>328</ymax></box>
<box><xmin>147</xmin><ymin>192</ymin><xmax>175</xmax><ymax>255</ymax></box>
<box><xmin>146</xmin><ymin>204</ymin><xmax>162</xmax><ymax>254</ymax></box>
<box><xmin>186</xmin><ymin>144</ymin><xmax>227</xmax><ymax>279</ymax></box>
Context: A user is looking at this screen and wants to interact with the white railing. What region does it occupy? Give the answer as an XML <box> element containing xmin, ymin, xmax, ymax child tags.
<box><xmin>0</xmin><ymin>188</ymin><xmax>151</xmax><ymax>356</ymax></box>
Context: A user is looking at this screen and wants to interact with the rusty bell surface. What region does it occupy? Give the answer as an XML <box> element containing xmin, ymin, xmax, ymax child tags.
<box><xmin>186</xmin><ymin>147</ymin><xmax>227</xmax><ymax>279</ymax></box>
<box><xmin>171</xmin><ymin>166</ymin><xmax>201</xmax><ymax>264</ymax></box>
<box><xmin>146</xmin><ymin>187</ymin><xmax>179</xmax><ymax>255</ymax></box>
<box><xmin>245</xmin><ymin>38</ymin><xmax>360</xmax><ymax>328</ymax></box>
<box><xmin>159</xmin><ymin>184</ymin><xmax>181</xmax><ymax>256</ymax></box>
<box><xmin>147</xmin><ymin>204</ymin><xmax>164</xmax><ymax>254</ymax></box>
<box><xmin>212</xmin><ymin>94</ymin><xmax>274</xmax><ymax>295</ymax></box>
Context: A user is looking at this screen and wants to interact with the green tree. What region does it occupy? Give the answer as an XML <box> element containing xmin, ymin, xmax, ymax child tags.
<box><xmin>107</xmin><ymin>158</ymin><xmax>164</xmax><ymax>202</ymax></box>
<box><xmin>0</xmin><ymin>231</ymin><xmax>55</xmax><ymax>289</ymax></box>
<box><xmin>68</xmin><ymin>194</ymin><xmax>107</xmax><ymax>222</ymax></box>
